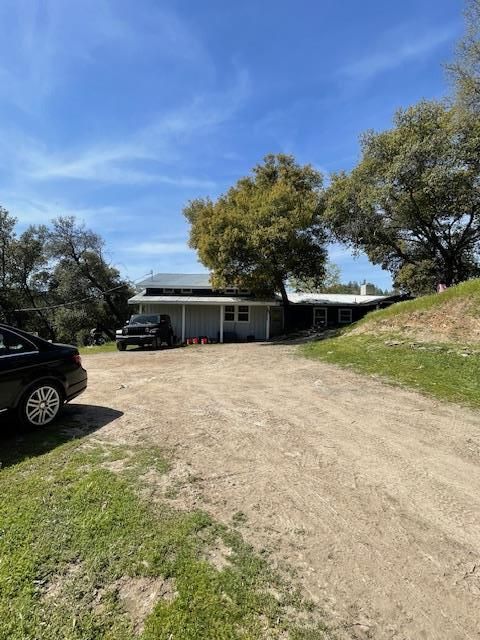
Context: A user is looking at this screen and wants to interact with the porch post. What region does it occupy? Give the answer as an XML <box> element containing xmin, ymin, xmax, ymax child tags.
<box><xmin>181</xmin><ymin>304</ymin><xmax>186</xmax><ymax>343</ymax></box>
<box><xmin>219</xmin><ymin>305</ymin><xmax>224</xmax><ymax>343</ymax></box>
<box><xmin>266</xmin><ymin>307</ymin><xmax>270</xmax><ymax>340</ymax></box>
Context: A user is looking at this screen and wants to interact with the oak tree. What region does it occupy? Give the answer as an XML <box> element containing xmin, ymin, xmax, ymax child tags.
<box><xmin>184</xmin><ymin>154</ymin><xmax>328</xmax><ymax>312</ymax></box>
<box><xmin>324</xmin><ymin>101</ymin><xmax>480</xmax><ymax>294</ymax></box>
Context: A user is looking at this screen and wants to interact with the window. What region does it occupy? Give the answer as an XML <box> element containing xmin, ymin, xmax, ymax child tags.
<box><xmin>164</xmin><ymin>288</ymin><xmax>174</xmax><ymax>294</ymax></box>
<box><xmin>0</xmin><ymin>330</ymin><xmax>36</xmax><ymax>356</ymax></box>
<box><xmin>313</xmin><ymin>307</ymin><xmax>327</xmax><ymax>326</ymax></box>
<box><xmin>338</xmin><ymin>308</ymin><xmax>352</xmax><ymax>324</ymax></box>
<box><xmin>224</xmin><ymin>305</ymin><xmax>235</xmax><ymax>321</ymax></box>
<box><xmin>225</xmin><ymin>287</ymin><xmax>237</xmax><ymax>295</ymax></box>
<box><xmin>223</xmin><ymin>306</ymin><xmax>250</xmax><ymax>322</ymax></box>
<box><xmin>181</xmin><ymin>288</ymin><xmax>192</xmax><ymax>294</ymax></box>
<box><xmin>237</xmin><ymin>306</ymin><xmax>249</xmax><ymax>322</ymax></box>
<box><xmin>238</xmin><ymin>288</ymin><xmax>251</xmax><ymax>295</ymax></box>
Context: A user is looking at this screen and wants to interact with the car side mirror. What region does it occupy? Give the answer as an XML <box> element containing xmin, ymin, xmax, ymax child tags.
<box><xmin>125</xmin><ymin>320</ymin><xmax>130</xmax><ymax>325</ymax></box>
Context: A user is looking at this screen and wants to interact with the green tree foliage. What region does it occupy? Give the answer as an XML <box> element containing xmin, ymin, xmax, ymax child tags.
<box><xmin>184</xmin><ymin>154</ymin><xmax>328</xmax><ymax>310</ymax></box>
<box><xmin>324</xmin><ymin>101</ymin><xmax>480</xmax><ymax>294</ymax></box>
<box><xmin>448</xmin><ymin>0</ymin><xmax>480</xmax><ymax>113</ymax></box>
<box><xmin>0</xmin><ymin>212</ymin><xmax>132</xmax><ymax>343</ymax></box>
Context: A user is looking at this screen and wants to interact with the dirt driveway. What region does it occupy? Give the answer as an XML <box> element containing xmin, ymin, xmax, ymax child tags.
<box><xmin>76</xmin><ymin>343</ymin><xmax>480</xmax><ymax>639</ymax></box>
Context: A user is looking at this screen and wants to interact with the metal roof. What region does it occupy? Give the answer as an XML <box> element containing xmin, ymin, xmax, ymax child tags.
<box><xmin>287</xmin><ymin>292</ymin><xmax>389</xmax><ymax>305</ymax></box>
<box><xmin>137</xmin><ymin>273</ymin><xmax>212</xmax><ymax>288</ymax></box>
<box><xmin>129</xmin><ymin>292</ymin><xmax>279</xmax><ymax>306</ymax></box>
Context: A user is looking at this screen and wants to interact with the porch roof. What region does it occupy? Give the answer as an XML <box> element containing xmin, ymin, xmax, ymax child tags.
<box><xmin>128</xmin><ymin>291</ymin><xmax>280</xmax><ymax>306</ymax></box>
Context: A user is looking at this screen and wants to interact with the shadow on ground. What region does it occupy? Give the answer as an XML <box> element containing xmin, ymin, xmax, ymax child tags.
<box><xmin>0</xmin><ymin>403</ymin><xmax>123</xmax><ymax>469</ymax></box>
<box><xmin>263</xmin><ymin>330</ymin><xmax>340</xmax><ymax>346</ymax></box>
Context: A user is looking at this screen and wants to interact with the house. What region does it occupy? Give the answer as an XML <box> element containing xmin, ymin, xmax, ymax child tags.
<box><xmin>129</xmin><ymin>273</ymin><xmax>282</xmax><ymax>343</ymax></box>
<box><xmin>128</xmin><ymin>274</ymin><xmax>403</xmax><ymax>342</ymax></box>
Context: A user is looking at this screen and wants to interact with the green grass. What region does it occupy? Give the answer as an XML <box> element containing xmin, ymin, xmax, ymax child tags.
<box><xmin>78</xmin><ymin>341</ymin><xmax>118</xmax><ymax>355</ymax></box>
<box><xmin>302</xmin><ymin>335</ymin><xmax>480</xmax><ymax>408</ymax></box>
<box><xmin>0</xmin><ymin>432</ymin><xmax>329</xmax><ymax>640</ymax></box>
<box><xmin>355</xmin><ymin>278</ymin><xmax>480</xmax><ymax>328</ymax></box>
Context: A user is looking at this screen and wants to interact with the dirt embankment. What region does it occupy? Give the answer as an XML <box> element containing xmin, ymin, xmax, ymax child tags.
<box><xmin>352</xmin><ymin>296</ymin><xmax>480</xmax><ymax>343</ymax></box>
<box><xmin>76</xmin><ymin>344</ymin><xmax>480</xmax><ymax>639</ymax></box>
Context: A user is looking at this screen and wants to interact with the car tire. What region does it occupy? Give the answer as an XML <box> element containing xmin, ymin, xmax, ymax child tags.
<box><xmin>18</xmin><ymin>381</ymin><xmax>64</xmax><ymax>428</ymax></box>
<box><xmin>117</xmin><ymin>341</ymin><xmax>126</xmax><ymax>351</ymax></box>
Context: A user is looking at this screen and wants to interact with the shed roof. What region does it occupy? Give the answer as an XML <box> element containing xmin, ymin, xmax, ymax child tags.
<box><xmin>137</xmin><ymin>273</ymin><xmax>212</xmax><ymax>288</ymax></box>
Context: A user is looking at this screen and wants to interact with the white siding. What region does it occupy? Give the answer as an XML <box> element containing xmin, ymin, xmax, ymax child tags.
<box><xmin>185</xmin><ymin>305</ymin><xmax>220</xmax><ymax>340</ymax></box>
<box><xmin>140</xmin><ymin>304</ymin><xmax>268</xmax><ymax>341</ymax></box>
<box><xmin>223</xmin><ymin>305</ymin><xmax>267</xmax><ymax>340</ymax></box>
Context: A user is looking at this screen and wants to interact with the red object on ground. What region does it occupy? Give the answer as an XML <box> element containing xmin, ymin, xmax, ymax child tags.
<box><xmin>186</xmin><ymin>338</ymin><xmax>192</xmax><ymax>345</ymax></box>
<box><xmin>192</xmin><ymin>337</ymin><xmax>199</xmax><ymax>344</ymax></box>
<box><xmin>201</xmin><ymin>337</ymin><xmax>208</xmax><ymax>344</ymax></box>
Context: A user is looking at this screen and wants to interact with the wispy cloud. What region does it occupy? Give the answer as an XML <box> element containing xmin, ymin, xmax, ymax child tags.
<box><xmin>341</xmin><ymin>25</ymin><xmax>457</xmax><ymax>82</ymax></box>
<box><xmin>0</xmin><ymin>0</ymin><xmax>214</xmax><ymax>113</ymax></box>
<box><xmin>9</xmin><ymin>67</ymin><xmax>249</xmax><ymax>188</ymax></box>
<box><xmin>2</xmin><ymin>192</ymin><xmax>131</xmax><ymax>229</ymax></box>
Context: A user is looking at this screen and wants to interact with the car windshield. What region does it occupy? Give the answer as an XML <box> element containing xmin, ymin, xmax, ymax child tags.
<box><xmin>129</xmin><ymin>314</ymin><xmax>159</xmax><ymax>325</ymax></box>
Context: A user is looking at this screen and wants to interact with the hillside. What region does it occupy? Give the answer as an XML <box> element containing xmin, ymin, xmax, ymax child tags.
<box><xmin>352</xmin><ymin>279</ymin><xmax>480</xmax><ymax>343</ymax></box>
<box><xmin>302</xmin><ymin>280</ymin><xmax>480</xmax><ymax>408</ymax></box>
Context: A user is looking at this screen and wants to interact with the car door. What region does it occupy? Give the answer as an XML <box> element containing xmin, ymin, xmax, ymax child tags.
<box><xmin>0</xmin><ymin>328</ymin><xmax>39</xmax><ymax>412</ymax></box>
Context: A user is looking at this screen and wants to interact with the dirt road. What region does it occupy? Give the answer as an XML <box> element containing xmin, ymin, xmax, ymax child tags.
<box><xmin>75</xmin><ymin>343</ymin><xmax>480</xmax><ymax>639</ymax></box>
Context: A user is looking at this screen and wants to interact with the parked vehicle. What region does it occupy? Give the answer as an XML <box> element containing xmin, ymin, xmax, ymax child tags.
<box><xmin>116</xmin><ymin>314</ymin><xmax>175</xmax><ymax>351</ymax></box>
<box><xmin>0</xmin><ymin>324</ymin><xmax>87</xmax><ymax>428</ymax></box>
<box><xmin>84</xmin><ymin>328</ymin><xmax>106</xmax><ymax>347</ymax></box>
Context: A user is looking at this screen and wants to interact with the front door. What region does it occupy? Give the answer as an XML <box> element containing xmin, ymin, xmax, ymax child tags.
<box><xmin>269</xmin><ymin>308</ymin><xmax>283</xmax><ymax>336</ymax></box>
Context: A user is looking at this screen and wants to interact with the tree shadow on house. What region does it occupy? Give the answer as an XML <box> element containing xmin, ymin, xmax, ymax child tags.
<box><xmin>0</xmin><ymin>403</ymin><xmax>123</xmax><ymax>469</ymax></box>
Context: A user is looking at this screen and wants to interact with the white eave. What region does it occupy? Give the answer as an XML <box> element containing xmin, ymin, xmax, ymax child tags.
<box><xmin>128</xmin><ymin>291</ymin><xmax>280</xmax><ymax>306</ymax></box>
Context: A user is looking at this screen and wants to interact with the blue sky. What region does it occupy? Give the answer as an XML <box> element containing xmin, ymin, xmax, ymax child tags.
<box><xmin>0</xmin><ymin>0</ymin><xmax>462</xmax><ymax>289</ymax></box>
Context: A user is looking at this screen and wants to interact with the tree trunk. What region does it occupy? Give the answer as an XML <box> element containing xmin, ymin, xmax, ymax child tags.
<box><xmin>277</xmin><ymin>279</ymin><xmax>291</xmax><ymax>330</ymax></box>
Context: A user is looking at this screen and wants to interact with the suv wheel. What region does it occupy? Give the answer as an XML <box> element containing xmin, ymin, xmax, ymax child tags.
<box><xmin>117</xmin><ymin>341</ymin><xmax>126</xmax><ymax>351</ymax></box>
<box><xmin>19</xmin><ymin>382</ymin><xmax>63</xmax><ymax>428</ymax></box>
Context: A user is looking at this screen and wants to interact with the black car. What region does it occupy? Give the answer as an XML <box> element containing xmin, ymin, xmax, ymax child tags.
<box><xmin>116</xmin><ymin>314</ymin><xmax>175</xmax><ymax>351</ymax></box>
<box><xmin>0</xmin><ymin>324</ymin><xmax>87</xmax><ymax>428</ymax></box>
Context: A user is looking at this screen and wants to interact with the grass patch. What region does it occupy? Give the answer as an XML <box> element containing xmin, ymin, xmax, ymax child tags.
<box><xmin>302</xmin><ymin>334</ymin><xmax>480</xmax><ymax>408</ymax></box>
<box><xmin>78</xmin><ymin>342</ymin><xmax>118</xmax><ymax>355</ymax></box>
<box><xmin>0</xmin><ymin>435</ymin><xmax>330</xmax><ymax>639</ymax></box>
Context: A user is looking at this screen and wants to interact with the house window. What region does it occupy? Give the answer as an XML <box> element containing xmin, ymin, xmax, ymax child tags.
<box><xmin>164</xmin><ymin>288</ymin><xmax>174</xmax><ymax>294</ymax></box>
<box><xmin>237</xmin><ymin>305</ymin><xmax>250</xmax><ymax>322</ymax></box>
<box><xmin>238</xmin><ymin>288</ymin><xmax>250</xmax><ymax>295</ymax></box>
<box><xmin>224</xmin><ymin>305</ymin><xmax>235</xmax><ymax>321</ymax></box>
<box><xmin>313</xmin><ymin>307</ymin><xmax>327</xmax><ymax>326</ymax></box>
<box><xmin>181</xmin><ymin>288</ymin><xmax>192</xmax><ymax>294</ymax></box>
<box><xmin>223</xmin><ymin>306</ymin><xmax>250</xmax><ymax>322</ymax></box>
<box><xmin>225</xmin><ymin>287</ymin><xmax>237</xmax><ymax>294</ymax></box>
<box><xmin>338</xmin><ymin>308</ymin><xmax>352</xmax><ymax>324</ymax></box>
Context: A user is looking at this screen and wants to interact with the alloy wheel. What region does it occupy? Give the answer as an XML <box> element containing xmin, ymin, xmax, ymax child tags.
<box><xmin>25</xmin><ymin>385</ymin><xmax>61</xmax><ymax>426</ymax></box>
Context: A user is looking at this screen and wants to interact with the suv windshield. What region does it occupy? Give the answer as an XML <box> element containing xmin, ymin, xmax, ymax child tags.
<box><xmin>129</xmin><ymin>314</ymin><xmax>159</xmax><ymax>325</ymax></box>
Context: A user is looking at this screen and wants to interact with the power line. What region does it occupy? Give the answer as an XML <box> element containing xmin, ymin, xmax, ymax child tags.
<box><xmin>13</xmin><ymin>271</ymin><xmax>152</xmax><ymax>313</ymax></box>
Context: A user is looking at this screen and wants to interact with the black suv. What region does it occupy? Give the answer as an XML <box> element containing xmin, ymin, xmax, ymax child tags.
<box><xmin>0</xmin><ymin>324</ymin><xmax>87</xmax><ymax>427</ymax></box>
<box><xmin>116</xmin><ymin>314</ymin><xmax>175</xmax><ymax>351</ymax></box>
